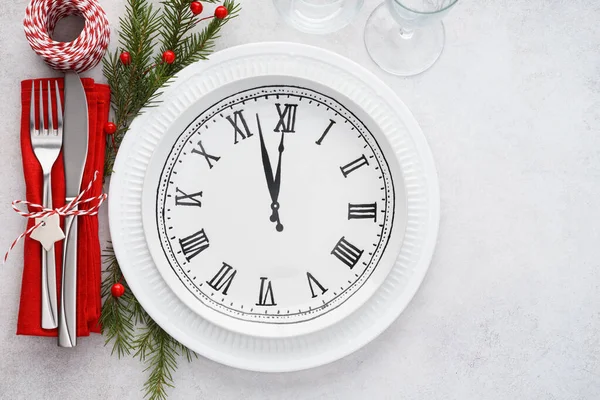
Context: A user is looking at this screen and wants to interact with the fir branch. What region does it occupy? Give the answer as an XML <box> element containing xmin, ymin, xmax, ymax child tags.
<box><xmin>103</xmin><ymin>0</ymin><xmax>162</xmax><ymax>175</ymax></box>
<box><xmin>136</xmin><ymin>319</ymin><xmax>182</xmax><ymax>400</ymax></box>
<box><xmin>103</xmin><ymin>0</ymin><xmax>239</xmax><ymax>175</ymax></box>
<box><xmin>101</xmin><ymin>1</ymin><xmax>239</xmax><ymax>398</ymax></box>
<box><xmin>174</xmin><ymin>0</ymin><xmax>240</xmax><ymax>70</ymax></box>
<box><xmin>101</xmin><ymin>244</ymin><xmax>197</xmax><ymax>399</ymax></box>
<box><xmin>159</xmin><ymin>0</ymin><xmax>195</xmax><ymax>58</ymax></box>
<box><xmin>99</xmin><ymin>246</ymin><xmax>135</xmax><ymax>357</ymax></box>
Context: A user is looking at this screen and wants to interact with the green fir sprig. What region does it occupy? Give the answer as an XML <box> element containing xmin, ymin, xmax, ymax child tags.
<box><xmin>135</xmin><ymin>318</ymin><xmax>198</xmax><ymax>400</ymax></box>
<box><xmin>103</xmin><ymin>0</ymin><xmax>240</xmax><ymax>176</ymax></box>
<box><xmin>99</xmin><ymin>245</ymin><xmax>135</xmax><ymax>357</ymax></box>
<box><xmin>100</xmin><ymin>1</ymin><xmax>240</xmax><ymax>398</ymax></box>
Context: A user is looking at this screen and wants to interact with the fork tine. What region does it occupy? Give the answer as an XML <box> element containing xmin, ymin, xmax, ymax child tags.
<box><xmin>54</xmin><ymin>80</ymin><xmax>63</xmax><ymax>136</ymax></box>
<box><xmin>39</xmin><ymin>80</ymin><xmax>46</xmax><ymax>134</ymax></box>
<box><xmin>47</xmin><ymin>81</ymin><xmax>54</xmax><ymax>134</ymax></box>
<box><xmin>30</xmin><ymin>81</ymin><xmax>35</xmax><ymax>133</ymax></box>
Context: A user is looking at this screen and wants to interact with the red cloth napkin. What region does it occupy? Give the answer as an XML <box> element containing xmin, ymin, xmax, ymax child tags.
<box><xmin>17</xmin><ymin>78</ymin><xmax>110</xmax><ymax>337</ymax></box>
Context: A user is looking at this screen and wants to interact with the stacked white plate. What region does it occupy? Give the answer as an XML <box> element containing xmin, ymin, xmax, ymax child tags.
<box><xmin>109</xmin><ymin>42</ymin><xmax>439</xmax><ymax>372</ymax></box>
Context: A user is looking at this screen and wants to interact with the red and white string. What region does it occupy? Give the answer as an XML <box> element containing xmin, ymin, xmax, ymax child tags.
<box><xmin>24</xmin><ymin>0</ymin><xmax>110</xmax><ymax>72</ymax></box>
<box><xmin>4</xmin><ymin>171</ymin><xmax>107</xmax><ymax>264</ymax></box>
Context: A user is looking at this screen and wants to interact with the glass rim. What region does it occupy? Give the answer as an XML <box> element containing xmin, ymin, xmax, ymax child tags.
<box><xmin>393</xmin><ymin>0</ymin><xmax>459</xmax><ymax>15</ymax></box>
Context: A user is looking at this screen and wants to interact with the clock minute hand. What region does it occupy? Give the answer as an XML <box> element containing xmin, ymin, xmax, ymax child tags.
<box><xmin>256</xmin><ymin>114</ymin><xmax>276</xmax><ymax>198</ymax></box>
<box><xmin>256</xmin><ymin>114</ymin><xmax>283</xmax><ymax>232</ymax></box>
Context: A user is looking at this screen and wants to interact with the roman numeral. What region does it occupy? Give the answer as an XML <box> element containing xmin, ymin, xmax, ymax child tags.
<box><xmin>191</xmin><ymin>140</ymin><xmax>220</xmax><ymax>169</ymax></box>
<box><xmin>331</xmin><ymin>236</ymin><xmax>363</xmax><ymax>269</ymax></box>
<box><xmin>256</xmin><ymin>277</ymin><xmax>276</xmax><ymax>306</ymax></box>
<box><xmin>348</xmin><ymin>203</ymin><xmax>377</xmax><ymax>221</ymax></box>
<box><xmin>206</xmin><ymin>263</ymin><xmax>237</xmax><ymax>295</ymax></box>
<box><xmin>175</xmin><ymin>188</ymin><xmax>203</xmax><ymax>207</ymax></box>
<box><xmin>306</xmin><ymin>272</ymin><xmax>328</xmax><ymax>298</ymax></box>
<box><xmin>274</xmin><ymin>103</ymin><xmax>298</xmax><ymax>133</ymax></box>
<box><xmin>226</xmin><ymin>110</ymin><xmax>253</xmax><ymax>144</ymax></box>
<box><xmin>178</xmin><ymin>229</ymin><xmax>209</xmax><ymax>261</ymax></box>
<box><xmin>340</xmin><ymin>154</ymin><xmax>369</xmax><ymax>177</ymax></box>
<box><xmin>315</xmin><ymin>119</ymin><xmax>336</xmax><ymax>145</ymax></box>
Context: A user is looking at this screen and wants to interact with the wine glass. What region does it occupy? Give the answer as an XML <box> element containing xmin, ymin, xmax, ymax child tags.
<box><xmin>364</xmin><ymin>0</ymin><xmax>459</xmax><ymax>76</ymax></box>
<box><xmin>273</xmin><ymin>0</ymin><xmax>364</xmax><ymax>34</ymax></box>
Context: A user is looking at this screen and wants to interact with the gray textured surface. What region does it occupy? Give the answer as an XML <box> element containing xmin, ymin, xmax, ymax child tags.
<box><xmin>1</xmin><ymin>0</ymin><xmax>600</xmax><ymax>399</ymax></box>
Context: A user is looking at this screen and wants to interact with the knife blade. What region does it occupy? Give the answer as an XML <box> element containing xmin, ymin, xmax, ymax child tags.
<box><xmin>58</xmin><ymin>72</ymin><xmax>88</xmax><ymax>348</ymax></box>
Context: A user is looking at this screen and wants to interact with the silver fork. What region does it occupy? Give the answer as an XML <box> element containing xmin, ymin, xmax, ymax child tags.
<box><xmin>30</xmin><ymin>80</ymin><xmax>63</xmax><ymax>330</ymax></box>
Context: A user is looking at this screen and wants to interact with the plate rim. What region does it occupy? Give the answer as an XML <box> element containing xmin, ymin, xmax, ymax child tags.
<box><xmin>109</xmin><ymin>42</ymin><xmax>440</xmax><ymax>372</ymax></box>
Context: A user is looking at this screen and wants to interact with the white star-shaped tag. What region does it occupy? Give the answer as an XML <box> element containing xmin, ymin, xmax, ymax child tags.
<box><xmin>30</xmin><ymin>214</ymin><xmax>65</xmax><ymax>250</ymax></box>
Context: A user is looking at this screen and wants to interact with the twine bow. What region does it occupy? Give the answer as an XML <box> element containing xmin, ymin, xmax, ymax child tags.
<box><xmin>4</xmin><ymin>171</ymin><xmax>107</xmax><ymax>263</ymax></box>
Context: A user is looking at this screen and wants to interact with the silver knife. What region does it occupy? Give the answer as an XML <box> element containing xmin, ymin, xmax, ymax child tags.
<box><xmin>58</xmin><ymin>72</ymin><xmax>88</xmax><ymax>347</ymax></box>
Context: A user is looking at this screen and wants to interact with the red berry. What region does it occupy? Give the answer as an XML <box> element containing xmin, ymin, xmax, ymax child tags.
<box><xmin>214</xmin><ymin>5</ymin><xmax>228</xmax><ymax>19</ymax></box>
<box><xmin>111</xmin><ymin>283</ymin><xmax>125</xmax><ymax>298</ymax></box>
<box><xmin>104</xmin><ymin>122</ymin><xmax>117</xmax><ymax>135</ymax></box>
<box><xmin>119</xmin><ymin>51</ymin><xmax>131</xmax><ymax>65</ymax></box>
<box><xmin>162</xmin><ymin>50</ymin><xmax>176</xmax><ymax>64</ymax></box>
<box><xmin>190</xmin><ymin>1</ymin><xmax>203</xmax><ymax>15</ymax></box>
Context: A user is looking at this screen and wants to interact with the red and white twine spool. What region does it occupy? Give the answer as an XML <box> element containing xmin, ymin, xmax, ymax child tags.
<box><xmin>24</xmin><ymin>0</ymin><xmax>110</xmax><ymax>72</ymax></box>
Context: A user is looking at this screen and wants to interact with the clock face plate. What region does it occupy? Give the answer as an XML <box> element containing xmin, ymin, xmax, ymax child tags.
<box><xmin>142</xmin><ymin>77</ymin><xmax>407</xmax><ymax>337</ymax></box>
<box><xmin>111</xmin><ymin>42</ymin><xmax>440</xmax><ymax>371</ymax></box>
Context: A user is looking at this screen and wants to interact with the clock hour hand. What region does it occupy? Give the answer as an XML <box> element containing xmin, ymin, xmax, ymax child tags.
<box><xmin>272</xmin><ymin>132</ymin><xmax>284</xmax><ymax>204</ymax></box>
<box><xmin>256</xmin><ymin>114</ymin><xmax>284</xmax><ymax>232</ymax></box>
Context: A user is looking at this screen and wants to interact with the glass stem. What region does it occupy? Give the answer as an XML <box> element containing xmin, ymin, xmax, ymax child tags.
<box><xmin>399</xmin><ymin>26</ymin><xmax>414</xmax><ymax>39</ymax></box>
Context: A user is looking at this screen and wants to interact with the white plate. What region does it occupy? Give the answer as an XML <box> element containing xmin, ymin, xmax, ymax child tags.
<box><xmin>109</xmin><ymin>42</ymin><xmax>439</xmax><ymax>372</ymax></box>
<box><xmin>141</xmin><ymin>76</ymin><xmax>407</xmax><ymax>338</ymax></box>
